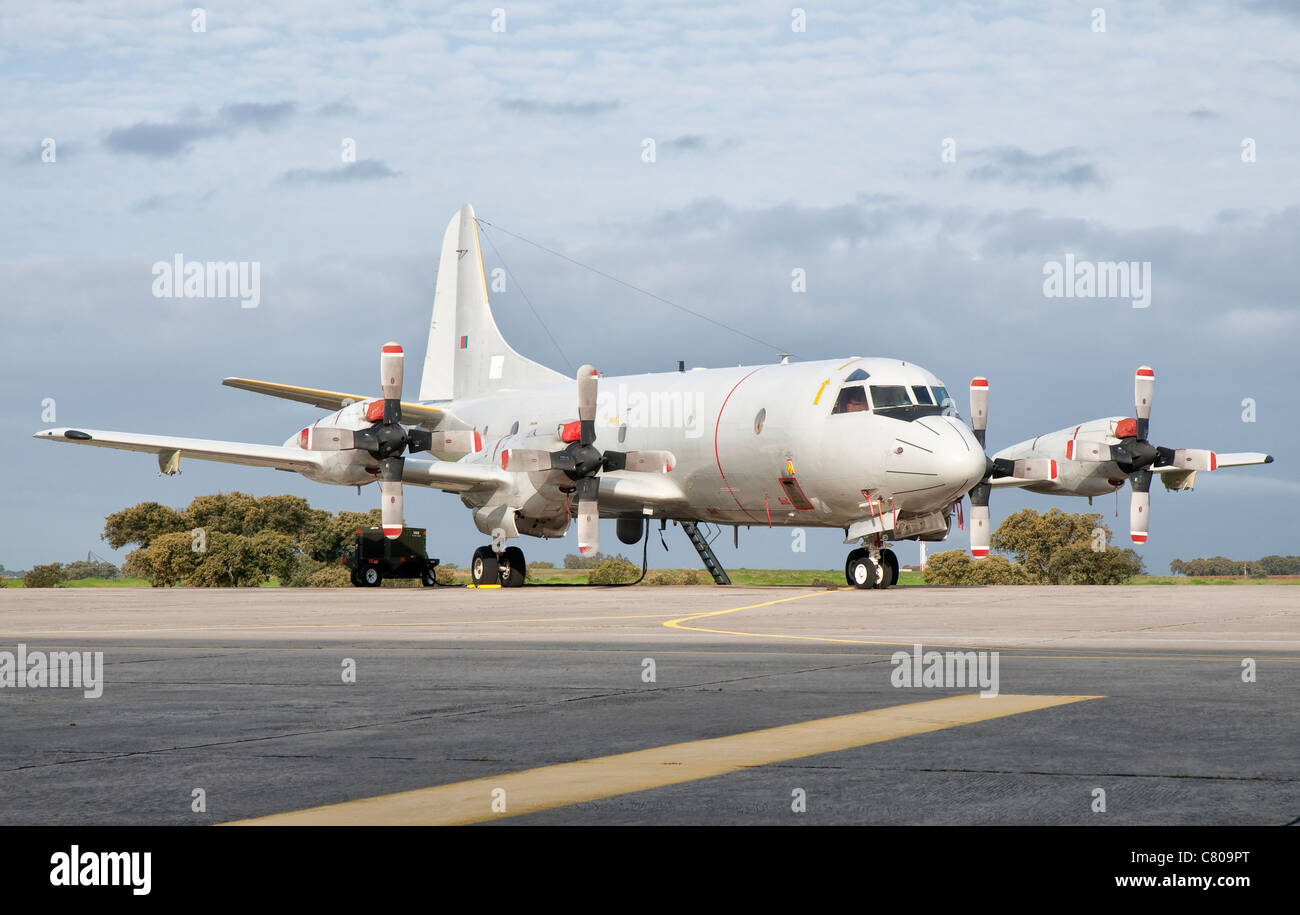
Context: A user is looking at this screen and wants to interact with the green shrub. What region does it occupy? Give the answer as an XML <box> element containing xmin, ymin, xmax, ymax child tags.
<box><xmin>306</xmin><ymin>565</ymin><xmax>352</xmax><ymax>588</ymax></box>
<box><xmin>24</xmin><ymin>563</ymin><xmax>66</xmax><ymax>588</ymax></box>
<box><xmin>588</xmin><ymin>556</ymin><xmax>640</xmax><ymax>584</ymax></box>
<box><xmin>435</xmin><ymin>565</ymin><xmax>458</xmax><ymax>585</ymax></box>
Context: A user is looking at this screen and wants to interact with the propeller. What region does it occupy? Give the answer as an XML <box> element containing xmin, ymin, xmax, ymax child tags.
<box><xmin>1064</xmin><ymin>366</ymin><xmax>1216</xmax><ymax>544</ymax></box>
<box><xmin>300</xmin><ymin>342</ymin><xmax>433</xmax><ymax>539</ymax></box>
<box><xmin>966</xmin><ymin>376</ymin><xmax>1059</xmax><ymax>558</ymax></box>
<box><xmin>499</xmin><ymin>364</ymin><xmax>675</xmax><ymax>554</ymax></box>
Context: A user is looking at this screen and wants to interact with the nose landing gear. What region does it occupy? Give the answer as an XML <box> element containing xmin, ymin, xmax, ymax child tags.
<box><xmin>846</xmin><ymin>546</ymin><xmax>899</xmax><ymax>589</ymax></box>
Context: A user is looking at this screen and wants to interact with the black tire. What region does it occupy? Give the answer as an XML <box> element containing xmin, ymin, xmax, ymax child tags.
<box><xmin>879</xmin><ymin>548</ymin><xmax>899</xmax><ymax>589</ymax></box>
<box><xmin>471</xmin><ymin>547</ymin><xmax>499</xmax><ymax>586</ymax></box>
<box><xmin>848</xmin><ymin>557</ymin><xmax>878</xmax><ymax>590</ymax></box>
<box><xmin>350</xmin><ymin>570</ymin><xmax>362</xmax><ymax>587</ymax></box>
<box><xmin>421</xmin><ymin>565</ymin><xmax>438</xmax><ymax>587</ymax></box>
<box><xmin>361</xmin><ymin>566</ymin><xmax>382</xmax><ymax>588</ymax></box>
<box><xmin>499</xmin><ymin>546</ymin><xmax>526</xmax><ymax>588</ymax></box>
<box><xmin>845</xmin><ymin>548</ymin><xmax>868</xmax><ymax>586</ymax></box>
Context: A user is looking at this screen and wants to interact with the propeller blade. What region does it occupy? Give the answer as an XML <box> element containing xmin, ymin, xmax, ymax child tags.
<box><xmin>969</xmin><ymin>377</ymin><xmax>988</xmax><ymax>449</ymax></box>
<box><xmin>575</xmin><ymin>476</ymin><xmax>599</xmax><ymax>555</ymax></box>
<box><xmin>1129</xmin><ymin>469</ymin><xmax>1151</xmax><ymax>544</ymax></box>
<box><xmin>969</xmin><ymin>481</ymin><xmax>991</xmax><ymax>558</ymax></box>
<box><xmin>1011</xmin><ymin>458</ymin><xmax>1057</xmax><ymax>481</ymax></box>
<box><xmin>1169</xmin><ymin>449</ymin><xmax>1217</xmax><ymax>472</ymax></box>
<box><xmin>500</xmin><ymin>449</ymin><xmax>554</xmax><ymax>472</ymax></box>
<box><xmin>1066</xmin><ymin>439</ymin><xmax>1114</xmax><ymax>462</ymax></box>
<box><xmin>381</xmin><ymin>343</ymin><xmax>404</xmax><ymax>424</ymax></box>
<box><xmin>577</xmin><ymin>364</ymin><xmax>598</xmax><ymax>446</ymax></box>
<box><xmin>606</xmin><ymin>450</ymin><xmax>676</xmax><ymax>473</ymax></box>
<box><xmin>1134</xmin><ymin>366</ymin><xmax>1153</xmax><ymax>440</ymax></box>
<box><xmin>379</xmin><ymin>456</ymin><xmax>404</xmax><ymax>538</ymax></box>
<box><xmin>299</xmin><ymin>427</ymin><xmax>356</xmax><ymax>451</ymax></box>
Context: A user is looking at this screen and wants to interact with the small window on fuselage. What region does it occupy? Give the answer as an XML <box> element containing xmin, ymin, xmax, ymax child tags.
<box><xmin>869</xmin><ymin>385</ymin><xmax>911</xmax><ymax>409</ymax></box>
<box><xmin>844</xmin><ymin>368</ymin><xmax>870</xmax><ymax>382</ymax></box>
<box><xmin>831</xmin><ymin>386</ymin><xmax>869</xmax><ymax>414</ymax></box>
<box><xmin>911</xmin><ymin>385</ymin><xmax>934</xmax><ymax>405</ymax></box>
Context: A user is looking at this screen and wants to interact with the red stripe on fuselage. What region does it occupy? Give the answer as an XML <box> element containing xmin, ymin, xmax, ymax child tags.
<box><xmin>714</xmin><ymin>367</ymin><xmax>768</xmax><ymax>521</ymax></box>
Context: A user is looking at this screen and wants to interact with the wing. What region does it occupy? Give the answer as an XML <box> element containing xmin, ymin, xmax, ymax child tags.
<box><xmin>222</xmin><ymin>378</ymin><xmax>444</xmax><ymax>428</ymax></box>
<box><xmin>33</xmin><ymin>427</ymin><xmax>324</xmax><ymax>473</ymax></box>
<box><xmin>401</xmin><ymin>457</ymin><xmax>510</xmax><ymax>494</ymax></box>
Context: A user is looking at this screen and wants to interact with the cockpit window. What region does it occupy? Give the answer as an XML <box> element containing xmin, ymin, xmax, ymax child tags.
<box><xmin>869</xmin><ymin>385</ymin><xmax>911</xmax><ymax>408</ymax></box>
<box><xmin>932</xmin><ymin>386</ymin><xmax>954</xmax><ymax>410</ymax></box>
<box><xmin>831</xmin><ymin>385</ymin><xmax>869</xmax><ymax>414</ymax></box>
<box><xmin>911</xmin><ymin>385</ymin><xmax>934</xmax><ymax>405</ymax></box>
<box><xmin>844</xmin><ymin>368</ymin><xmax>869</xmax><ymax>382</ymax></box>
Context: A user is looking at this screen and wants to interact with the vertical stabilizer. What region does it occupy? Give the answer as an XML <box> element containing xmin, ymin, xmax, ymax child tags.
<box><xmin>419</xmin><ymin>204</ymin><xmax>566</xmax><ymax>401</ymax></box>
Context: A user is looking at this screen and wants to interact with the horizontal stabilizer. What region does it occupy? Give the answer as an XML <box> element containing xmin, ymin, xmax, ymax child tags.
<box><xmin>222</xmin><ymin>377</ymin><xmax>443</xmax><ymax>427</ymax></box>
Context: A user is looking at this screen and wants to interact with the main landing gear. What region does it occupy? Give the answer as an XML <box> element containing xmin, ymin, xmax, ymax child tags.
<box><xmin>846</xmin><ymin>546</ymin><xmax>899</xmax><ymax>590</ymax></box>
<box><xmin>471</xmin><ymin>545</ymin><xmax>527</xmax><ymax>588</ymax></box>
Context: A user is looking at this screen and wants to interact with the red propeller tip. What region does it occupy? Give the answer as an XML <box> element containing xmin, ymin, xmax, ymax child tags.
<box><xmin>971</xmin><ymin>548</ymin><xmax>989</xmax><ymax>557</ymax></box>
<box><xmin>1136</xmin><ymin>367</ymin><xmax>1154</xmax><ymax>378</ymax></box>
<box><xmin>1130</xmin><ymin>533</ymin><xmax>1148</xmax><ymax>543</ymax></box>
<box><xmin>500</xmin><ymin>450</ymin><xmax>509</xmax><ymax>470</ymax></box>
<box><xmin>970</xmin><ymin>378</ymin><xmax>988</xmax><ymax>388</ymax></box>
<box><xmin>382</xmin><ymin>344</ymin><xmax>403</xmax><ymax>354</ymax></box>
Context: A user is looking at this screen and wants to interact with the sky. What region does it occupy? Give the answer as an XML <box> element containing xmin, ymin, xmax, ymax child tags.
<box><xmin>1</xmin><ymin>0</ymin><xmax>1297</xmax><ymax>574</ymax></box>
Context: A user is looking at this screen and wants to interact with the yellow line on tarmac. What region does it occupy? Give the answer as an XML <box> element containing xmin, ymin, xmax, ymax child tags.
<box><xmin>223</xmin><ymin>693</ymin><xmax>1098</xmax><ymax>826</ymax></box>
<box><xmin>664</xmin><ymin>589</ymin><xmax>908</xmax><ymax>644</ymax></box>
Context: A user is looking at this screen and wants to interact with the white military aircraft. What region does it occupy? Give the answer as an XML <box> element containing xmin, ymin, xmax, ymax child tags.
<box><xmin>35</xmin><ymin>205</ymin><xmax>1273</xmax><ymax>589</ymax></box>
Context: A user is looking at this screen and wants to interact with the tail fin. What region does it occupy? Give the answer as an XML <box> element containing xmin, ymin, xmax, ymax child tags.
<box><xmin>419</xmin><ymin>204</ymin><xmax>567</xmax><ymax>402</ymax></box>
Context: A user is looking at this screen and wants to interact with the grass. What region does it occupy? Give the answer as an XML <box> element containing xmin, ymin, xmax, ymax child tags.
<box><xmin>1128</xmin><ymin>574</ymin><xmax>1300</xmax><ymax>586</ymax></box>
<box><xmin>2</xmin><ymin>577</ymin><xmax>152</xmax><ymax>589</ymax></box>
<box><xmin>4</xmin><ymin>571</ymin><xmax>1294</xmax><ymax>588</ymax></box>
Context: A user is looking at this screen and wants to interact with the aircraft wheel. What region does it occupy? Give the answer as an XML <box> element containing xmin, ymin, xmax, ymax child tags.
<box><xmin>421</xmin><ymin>565</ymin><xmax>438</xmax><ymax>587</ymax></box>
<box><xmin>499</xmin><ymin>546</ymin><xmax>526</xmax><ymax>588</ymax></box>
<box><xmin>349</xmin><ymin>570</ymin><xmax>362</xmax><ymax>587</ymax></box>
<box><xmin>471</xmin><ymin>547</ymin><xmax>499</xmax><ymax>586</ymax></box>
<box><xmin>878</xmin><ymin>549</ymin><xmax>899</xmax><ymax>589</ymax></box>
<box><xmin>361</xmin><ymin>566</ymin><xmax>382</xmax><ymax>588</ymax></box>
<box><xmin>848</xmin><ymin>556</ymin><xmax>878</xmax><ymax>590</ymax></box>
<box><xmin>845</xmin><ymin>548</ymin><xmax>868</xmax><ymax>586</ymax></box>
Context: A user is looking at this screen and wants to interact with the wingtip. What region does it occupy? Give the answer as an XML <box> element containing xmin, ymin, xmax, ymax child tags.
<box><xmin>1265</xmin><ymin>454</ymin><xmax>1275</xmax><ymax>464</ymax></box>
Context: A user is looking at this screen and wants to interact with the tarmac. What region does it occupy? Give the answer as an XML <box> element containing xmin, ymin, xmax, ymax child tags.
<box><xmin>0</xmin><ymin>584</ymin><xmax>1296</xmax><ymax>825</ymax></box>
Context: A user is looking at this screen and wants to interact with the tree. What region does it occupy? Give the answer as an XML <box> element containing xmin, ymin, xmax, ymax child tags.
<box><xmin>103</xmin><ymin>502</ymin><xmax>188</xmax><ymax>549</ymax></box>
<box><xmin>24</xmin><ymin>563</ymin><xmax>66</xmax><ymax>588</ymax></box>
<box><xmin>188</xmin><ymin>532</ymin><xmax>266</xmax><ymax>587</ymax></box>
<box><xmin>1046</xmin><ymin>544</ymin><xmax>1143</xmax><ymax>585</ymax></box>
<box><xmin>63</xmin><ymin>560</ymin><xmax>121</xmax><ymax>580</ymax></box>
<box><xmin>124</xmin><ymin>531</ymin><xmax>200</xmax><ymax>587</ymax></box>
<box><xmin>991</xmin><ymin>508</ymin><xmax>1107</xmax><ymax>583</ymax></box>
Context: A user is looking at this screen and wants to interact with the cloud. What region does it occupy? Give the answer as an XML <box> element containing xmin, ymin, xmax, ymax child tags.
<box><xmin>659</xmin><ymin>134</ymin><xmax>738</xmax><ymax>154</ymax></box>
<box><xmin>103</xmin><ymin>101</ymin><xmax>297</xmax><ymax>158</ymax></box>
<box><xmin>104</xmin><ymin>121</ymin><xmax>219</xmax><ymax>158</ymax></box>
<box><xmin>217</xmin><ymin>101</ymin><xmax>297</xmax><ymax>131</ymax></box>
<box><xmin>313</xmin><ymin>100</ymin><xmax>359</xmax><ymax>118</ymax></box>
<box><xmin>274</xmin><ymin>159</ymin><xmax>400</xmax><ymax>186</ymax></box>
<box><xmin>498</xmin><ymin>98</ymin><xmax>619</xmax><ymax>117</ymax></box>
<box><xmin>130</xmin><ymin>190</ymin><xmax>215</xmax><ymax>214</ymax></box>
<box><xmin>966</xmin><ymin>146</ymin><xmax>1103</xmax><ymax>189</ymax></box>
